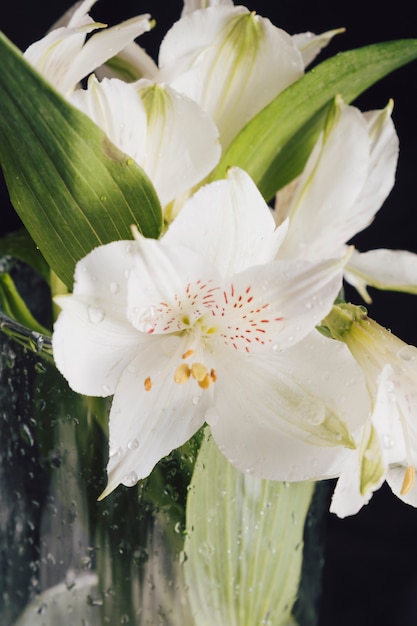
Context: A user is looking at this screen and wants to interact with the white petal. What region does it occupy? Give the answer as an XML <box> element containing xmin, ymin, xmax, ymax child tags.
<box><xmin>24</xmin><ymin>26</ymin><xmax>98</xmax><ymax>94</ymax></box>
<box><xmin>182</xmin><ymin>0</ymin><xmax>233</xmax><ymax>17</ymax></box>
<box><xmin>292</xmin><ymin>29</ymin><xmax>345</xmax><ymax>68</ymax></box>
<box><xmin>278</xmin><ymin>100</ymin><xmax>370</xmax><ymax>260</ymax></box>
<box><xmin>96</xmin><ymin>42</ymin><xmax>159</xmax><ymax>81</ymax></box>
<box><xmin>69</xmin><ymin>76</ymin><xmax>148</xmax><ymax>166</ymax></box>
<box><xmin>164</xmin><ymin>168</ymin><xmax>287</xmax><ymax>276</ymax></box>
<box><xmin>100</xmin><ymin>337</ymin><xmax>210</xmax><ymax>496</ymax></box>
<box><xmin>345</xmin><ymin>248</ymin><xmax>417</xmax><ymax>302</ymax></box>
<box><xmin>228</xmin><ymin>255</ymin><xmax>347</xmax><ymax>350</ymax></box>
<box><xmin>25</xmin><ymin>14</ymin><xmax>152</xmax><ymax>96</ymax></box>
<box><xmin>352</xmin><ymin>105</ymin><xmax>399</xmax><ymax>230</ymax></box>
<box><xmin>159</xmin><ymin>6</ymin><xmax>303</xmax><ymax>149</ymax></box>
<box><xmin>53</xmin><ymin>295</ymin><xmax>143</xmax><ymax>397</ymax></box>
<box><xmin>209</xmin><ymin>331</ymin><xmax>369</xmax><ymax>481</ymax></box>
<box><xmin>49</xmin><ymin>0</ymin><xmax>97</xmax><ymax>30</ymax></box>
<box><xmin>53</xmin><ymin>241</ymin><xmax>141</xmax><ymax>396</ymax></box>
<box><xmin>330</xmin><ymin>454</ymin><xmax>374</xmax><ymax>518</ymax></box>
<box><xmin>137</xmin><ymin>80</ymin><xmax>220</xmax><ymax>208</ymax></box>
<box><xmin>69</xmin><ymin>15</ymin><xmax>153</xmax><ymax>93</ymax></box>
<box><xmin>126</xmin><ymin>235</ymin><xmax>221</xmax><ymax>334</ymax></box>
<box><xmin>386</xmin><ymin>467</ymin><xmax>417</xmax><ymax>507</ymax></box>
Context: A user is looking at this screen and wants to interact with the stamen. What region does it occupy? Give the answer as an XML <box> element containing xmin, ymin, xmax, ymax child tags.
<box><xmin>174</xmin><ymin>363</ymin><xmax>191</xmax><ymax>384</ymax></box>
<box><xmin>198</xmin><ymin>373</ymin><xmax>213</xmax><ymax>389</ymax></box>
<box><xmin>210</xmin><ymin>368</ymin><xmax>218</xmax><ymax>383</ymax></box>
<box><xmin>400</xmin><ymin>465</ymin><xmax>415</xmax><ymax>495</ymax></box>
<box><xmin>191</xmin><ymin>362</ymin><xmax>208</xmax><ymax>382</ymax></box>
<box><xmin>182</xmin><ymin>349</ymin><xmax>194</xmax><ymax>360</ymax></box>
<box><xmin>144</xmin><ymin>376</ymin><xmax>152</xmax><ymax>391</ymax></box>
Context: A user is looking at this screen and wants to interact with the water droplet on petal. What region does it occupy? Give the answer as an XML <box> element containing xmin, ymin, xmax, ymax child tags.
<box><xmin>102</xmin><ymin>384</ymin><xmax>111</xmax><ymax>395</ymax></box>
<box><xmin>138</xmin><ymin>305</ymin><xmax>159</xmax><ymax>333</ymax></box>
<box><xmin>298</xmin><ymin>400</ymin><xmax>325</xmax><ymax>426</ymax></box>
<box><xmin>109</xmin><ymin>445</ymin><xmax>123</xmax><ymax>459</ymax></box>
<box><xmin>123</xmin><ymin>471</ymin><xmax>138</xmax><ymax>487</ymax></box>
<box><xmin>88</xmin><ymin>306</ymin><xmax>105</xmax><ymax>324</ymax></box>
<box><xmin>109</xmin><ymin>282</ymin><xmax>120</xmax><ymax>295</ymax></box>
<box><xmin>127</xmin><ymin>439</ymin><xmax>139</xmax><ymax>450</ymax></box>
<box><xmin>398</xmin><ymin>345</ymin><xmax>416</xmax><ymax>362</ymax></box>
<box><xmin>382</xmin><ymin>433</ymin><xmax>395</xmax><ymax>449</ymax></box>
<box><xmin>192</xmin><ymin>395</ymin><xmax>201</xmax><ymax>406</ymax></box>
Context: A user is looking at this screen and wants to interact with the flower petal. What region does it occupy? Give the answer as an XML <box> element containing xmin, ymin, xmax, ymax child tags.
<box><xmin>25</xmin><ymin>12</ymin><xmax>152</xmax><ymax>95</ymax></box>
<box><xmin>181</xmin><ymin>0</ymin><xmax>233</xmax><ymax>17</ymax></box>
<box><xmin>53</xmin><ymin>241</ymin><xmax>141</xmax><ymax>396</ymax></box>
<box><xmin>164</xmin><ymin>167</ymin><xmax>287</xmax><ymax>276</ymax></box>
<box><xmin>137</xmin><ymin>80</ymin><xmax>220</xmax><ymax>208</ymax></box>
<box><xmin>227</xmin><ymin>254</ymin><xmax>348</xmax><ymax>350</ymax></box>
<box><xmin>330</xmin><ymin>454</ymin><xmax>374</xmax><ymax>518</ymax></box>
<box><xmin>159</xmin><ymin>6</ymin><xmax>303</xmax><ymax>149</ymax></box>
<box><xmin>292</xmin><ymin>28</ymin><xmax>345</xmax><ymax>68</ymax></box>
<box><xmin>126</xmin><ymin>234</ymin><xmax>222</xmax><ymax>334</ymax></box>
<box><xmin>69</xmin><ymin>76</ymin><xmax>148</xmax><ymax>166</ymax></box>
<box><xmin>100</xmin><ymin>336</ymin><xmax>210</xmax><ymax>497</ymax></box>
<box><xmin>345</xmin><ymin>248</ymin><xmax>417</xmax><ymax>302</ymax></box>
<box><xmin>277</xmin><ymin>99</ymin><xmax>370</xmax><ymax>259</ymax></box>
<box><xmin>209</xmin><ymin>331</ymin><xmax>369</xmax><ymax>481</ymax></box>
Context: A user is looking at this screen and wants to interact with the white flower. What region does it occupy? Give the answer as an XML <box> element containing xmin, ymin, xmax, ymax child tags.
<box><xmin>53</xmin><ymin>168</ymin><xmax>368</xmax><ymax>498</ymax></box>
<box><xmin>157</xmin><ymin>5</ymin><xmax>304</xmax><ymax>150</ymax></box>
<box><xmin>69</xmin><ymin>76</ymin><xmax>221</xmax><ymax>211</ymax></box>
<box><xmin>321</xmin><ymin>303</ymin><xmax>417</xmax><ymax>517</ymax></box>
<box><xmin>23</xmin><ymin>0</ymin><xmax>152</xmax><ymax>96</ymax></box>
<box><xmin>274</xmin><ymin>97</ymin><xmax>417</xmax><ymax>299</ymax></box>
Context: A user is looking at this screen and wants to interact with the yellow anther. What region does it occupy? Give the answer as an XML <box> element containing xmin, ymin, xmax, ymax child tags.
<box><xmin>400</xmin><ymin>465</ymin><xmax>415</xmax><ymax>495</ymax></box>
<box><xmin>198</xmin><ymin>373</ymin><xmax>214</xmax><ymax>389</ymax></box>
<box><xmin>182</xmin><ymin>349</ymin><xmax>194</xmax><ymax>360</ymax></box>
<box><xmin>144</xmin><ymin>376</ymin><xmax>152</xmax><ymax>391</ymax></box>
<box><xmin>174</xmin><ymin>363</ymin><xmax>191</xmax><ymax>384</ymax></box>
<box><xmin>191</xmin><ymin>362</ymin><xmax>208</xmax><ymax>382</ymax></box>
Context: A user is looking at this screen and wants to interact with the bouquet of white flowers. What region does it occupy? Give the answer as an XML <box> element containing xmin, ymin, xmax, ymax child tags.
<box><xmin>1</xmin><ymin>1</ymin><xmax>417</xmax><ymax>624</ymax></box>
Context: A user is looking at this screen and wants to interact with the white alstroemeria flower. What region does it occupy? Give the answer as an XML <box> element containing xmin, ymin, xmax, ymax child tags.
<box><xmin>69</xmin><ymin>76</ymin><xmax>220</xmax><ymax>210</ymax></box>
<box><xmin>321</xmin><ymin>303</ymin><xmax>417</xmax><ymax>517</ymax></box>
<box><xmin>24</xmin><ymin>0</ymin><xmax>152</xmax><ymax>96</ymax></box>
<box><xmin>157</xmin><ymin>5</ymin><xmax>304</xmax><ymax>150</ymax></box>
<box><xmin>274</xmin><ymin>97</ymin><xmax>417</xmax><ymax>298</ymax></box>
<box><xmin>53</xmin><ymin>168</ymin><xmax>367</xmax><ymax>498</ymax></box>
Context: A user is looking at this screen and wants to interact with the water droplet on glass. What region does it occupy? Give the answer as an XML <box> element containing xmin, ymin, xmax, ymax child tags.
<box><xmin>19</xmin><ymin>423</ymin><xmax>34</xmax><ymax>447</ymax></box>
<box><xmin>178</xmin><ymin>550</ymin><xmax>187</xmax><ymax>564</ymax></box>
<box><xmin>88</xmin><ymin>306</ymin><xmax>105</xmax><ymax>324</ymax></box>
<box><xmin>123</xmin><ymin>471</ymin><xmax>138</xmax><ymax>487</ymax></box>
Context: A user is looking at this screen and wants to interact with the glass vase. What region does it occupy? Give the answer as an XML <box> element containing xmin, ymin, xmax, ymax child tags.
<box><xmin>0</xmin><ymin>262</ymin><xmax>326</xmax><ymax>626</ymax></box>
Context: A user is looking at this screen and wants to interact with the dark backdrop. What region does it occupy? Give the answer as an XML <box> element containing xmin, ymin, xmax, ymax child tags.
<box><xmin>1</xmin><ymin>2</ymin><xmax>417</xmax><ymax>625</ymax></box>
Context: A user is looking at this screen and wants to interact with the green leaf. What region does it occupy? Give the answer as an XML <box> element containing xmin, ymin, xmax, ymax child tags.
<box><xmin>184</xmin><ymin>429</ymin><xmax>314</xmax><ymax>626</ymax></box>
<box><xmin>0</xmin><ymin>32</ymin><xmax>163</xmax><ymax>288</ymax></box>
<box><xmin>0</xmin><ymin>273</ymin><xmax>49</xmax><ymax>336</ymax></box>
<box><xmin>0</xmin><ymin>228</ymin><xmax>50</xmax><ymax>283</ymax></box>
<box><xmin>213</xmin><ymin>39</ymin><xmax>417</xmax><ymax>201</ymax></box>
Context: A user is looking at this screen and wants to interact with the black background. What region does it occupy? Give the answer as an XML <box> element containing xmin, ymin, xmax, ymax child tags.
<box><xmin>1</xmin><ymin>2</ymin><xmax>417</xmax><ymax>624</ymax></box>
